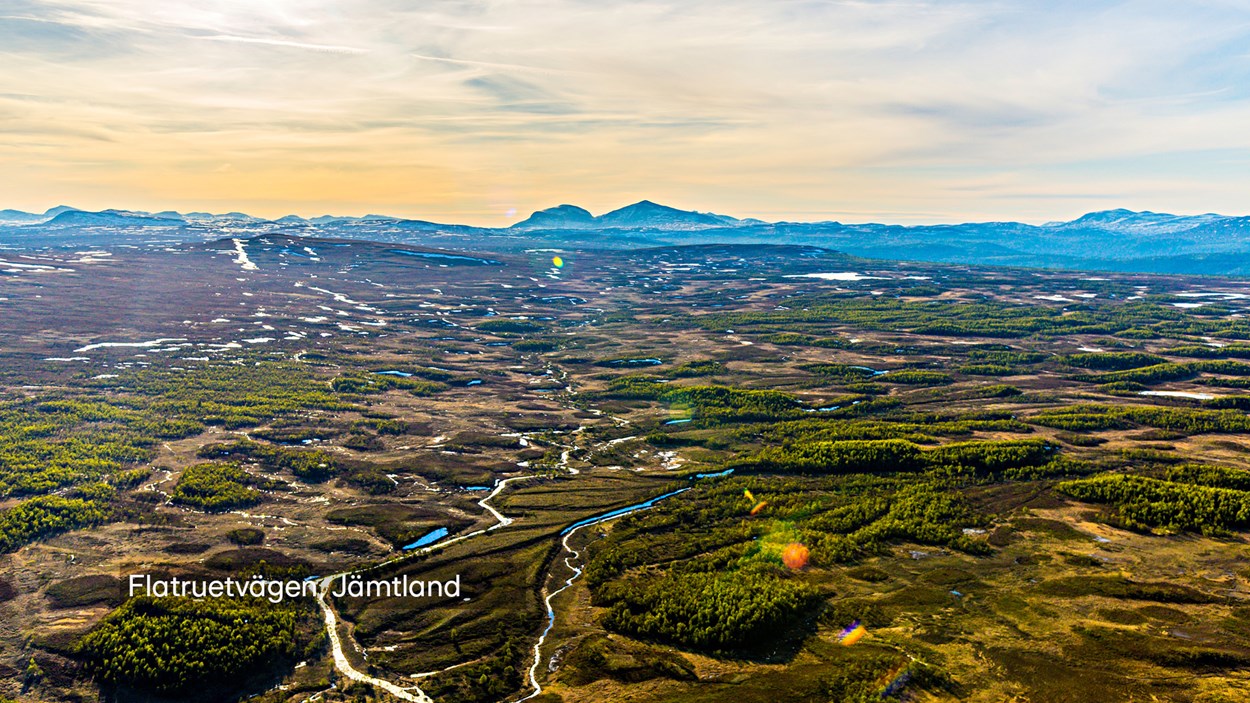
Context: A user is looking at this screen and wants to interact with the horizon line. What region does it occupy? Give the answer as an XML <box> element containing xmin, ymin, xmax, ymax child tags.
<box><xmin>3</xmin><ymin>202</ymin><xmax>1239</xmax><ymax>230</ymax></box>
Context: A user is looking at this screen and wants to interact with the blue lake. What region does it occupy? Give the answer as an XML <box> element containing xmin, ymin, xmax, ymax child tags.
<box><xmin>851</xmin><ymin>365</ymin><xmax>888</xmax><ymax>376</ymax></box>
<box><xmin>375</xmin><ymin>370</ymin><xmax>413</xmax><ymax>377</ymax></box>
<box><xmin>402</xmin><ymin>527</ymin><xmax>449</xmax><ymax>550</ymax></box>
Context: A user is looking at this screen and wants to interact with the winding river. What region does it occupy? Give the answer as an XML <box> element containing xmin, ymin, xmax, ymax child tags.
<box><xmin>309</xmin><ymin>431</ymin><xmax>706</xmax><ymax>703</ymax></box>
<box><xmin>512</xmin><ymin>487</ymin><xmax>692</xmax><ymax>702</ymax></box>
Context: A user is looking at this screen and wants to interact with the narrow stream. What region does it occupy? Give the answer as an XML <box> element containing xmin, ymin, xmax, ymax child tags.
<box><xmin>513</xmin><ymin>487</ymin><xmax>692</xmax><ymax>702</ymax></box>
<box><xmin>311</xmin><ymin>423</ymin><xmax>727</xmax><ymax>703</ymax></box>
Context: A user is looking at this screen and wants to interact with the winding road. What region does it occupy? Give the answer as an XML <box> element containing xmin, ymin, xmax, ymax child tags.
<box><xmin>312</xmin><ymin>475</ymin><xmax>537</xmax><ymax>702</ymax></box>
<box><xmin>308</xmin><ymin>423</ymin><xmax>700</xmax><ymax>703</ymax></box>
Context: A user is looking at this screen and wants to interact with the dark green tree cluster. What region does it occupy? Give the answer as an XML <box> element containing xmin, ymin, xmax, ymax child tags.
<box><xmin>77</xmin><ymin>596</ymin><xmax>311</xmax><ymax>696</ymax></box>
<box><xmin>1165</xmin><ymin>464</ymin><xmax>1250</xmax><ymax>490</ymax></box>
<box><xmin>661</xmin><ymin>385</ymin><xmax>803</xmax><ymax>417</ymax></box>
<box><xmin>599</xmin><ymin>567</ymin><xmax>818</xmax><ymax>652</ymax></box>
<box><xmin>1122</xmin><ymin>405</ymin><xmax>1250</xmax><ymax>433</ymax></box>
<box><xmin>112</xmin><ymin>467</ymin><xmax>153</xmax><ymax>489</ymax></box>
<box><xmin>924</xmin><ymin>439</ymin><xmax>1055</xmax><ymax>476</ymax></box>
<box><xmin>199</xmin><ymin>439</ymin><xmax>344</xmax><ymax>482</ymax></box>
<box><xmin>1028</xmin><ymin>405</ymin><xmax>1132</xmax><ymax>431</ymax></box>
<box><xmin>879</xmin><ymin>370</ymin><xmax>953</xmax><ymax>386</ymax></box>
<box><xmin>169</xmin><ymin>462</ymin><xmax>279</xmax><ymax>512</ymax></box>
<box><xmin>1078</xmin><ymin>360</ymin><xmax>1250</xmax><ymax>385</ymax></box>
<box><xmin>740</xmin><ymin>438</ymin><xmax>925</xmax><ymax>474</ymax></box>
<box><xmin>422</xmin><ymin>638</ymin><xmax>523</xmax><ymax>703</ymax></box>
<box><xmin>353</xmin><ymin>417</ymin><xmax>409</xmax><ymax>435</ymax></box>
<box><xmin>585</xmin><ymin>473</ymin><xmax>990</xmax><ymax>657</ymax></box>
<box><xmin>0</xmin><ymin>360</ymin><xmax>373</xmax><ymax>554</ymax></box>
<box><xmin>1062</xmin><ymin>352</ymin><xmax>1167</xmax><ymax>370</ymax></box>
<box><xmin>844</xmin><ymin>483</ymin><xmax>988</xmax><ymax>553</ymax></box>
<box><xmin>1030</xmin><ymin>404</ymin><xmax>1250</xmax><ymax>434</ymax></box>
<box><xmin>1163</xmin><ymin>344</ymin><xmax>1250</xmax><ymax>360</ymax></box>
<box><xmin>967</xmin><ymin>350</ymin><xmax>1049</xmax><ymax>365</ymax></box>
<box><xmin>92</xmin><ymin>362</ymin><xmax>353</xmax><ymax>429</ymax></box>
<box><xmin>602</xmin><ymin>374</ymin><xmax>669</xmax><ymax>399</ymax></box>
<box><xmin>476</xmin><ymin>319</ymin><xmax>545</xmax><ymax>334</ymax></box>
<box><xmin>805</xmin><ymin>363</ymin><xmax>880</xmax><ymax>381</ymax></box>
<box><xmin>744</xmin><ymin>413</ymin><xmax>1030</xmax><ymax>447</ymax></box>
<box><xmin>331</xmin><ymin>373</ymin><xmax>446</xmax><ymax>396</ymax></box>
<box><xmin>206</xmin><ymin>428</ymin><xmax>399</xmax><ymax>493</ymax></box>
<box><xmin>692</xmin><ymin>296</ymin><xmax>1250</xmax><ymax>340</ymax></box>
<box><xmin>0</xmin><ymin>495</ymin><xmax>111</xmax><ymax>552</ymax></box>
<box><xmin>665</xmin><ymin>360</ymin><xmax>726</xmax><ymax>378</ymax></box>
<box><xmin>1205</xmin><ymin>394</ymin><xmax>1250</xmax><ymax>409</ymax></box>
<box><xmin>600</xmin><ymin>381</ymin><xmax>806</xmax><ymax>423</ymax></box>
<box><xmin>735</xmin><ymin>438</ymin><xmax>1053</xmax><ymax>478</ymax></box>
<box><xmin>763</xmin><ymin>332</ymin><xmax>829</xmax><ymax>346</ymax></box>
<box><xmin>959</xmin><ymin>364</ymin><xmax>1016</xmax><ymax>376</ymax></box>
<box><xmin>0</xmin><ymin>398</ymin><xmax>161</xmax><ymax>496</ymax></box>
<box><xmin>1059</xmin><ymin>473</ymin><xmax>1250</xmax><ymax>535</ymax></box>
<box><xmin>585</xmin><ymin>523</ymin><xmax>755</xmax><ymax>592</ymax></box>
<box><xmin>511</xmin><ymin>339</ymin><xmax>560</xmax><ymax>352</ymax></box>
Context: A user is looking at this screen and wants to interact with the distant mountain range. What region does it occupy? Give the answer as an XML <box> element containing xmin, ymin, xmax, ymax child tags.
<box><xmin>511</xmin><ymin>200</ymin><xmax>760</xmax><ymax>230</ymax></box>
<box><xmin>3</xmin><ymin>202</ymin><xmax>1249</xmax><ymax>276</ymax></box>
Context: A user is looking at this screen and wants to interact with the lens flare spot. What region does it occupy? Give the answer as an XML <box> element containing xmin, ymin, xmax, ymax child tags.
<box><xmin>838</xmin><ymin>620</ymin><xmax>867</xmax><ymax>646</ymax></box>
<box><xmin>781</xmin><ymin>542</ymin><xmax>809</xmax><ymax>570</ymax></box>
<box><xmin>876</xmin><ymin>662</ymin><xmax>912</xmax><ymax>697</ymax></box>
<box><xmin>552</xmin><ymin>256</ymin><xmax>564</xmax><ymax>268</ymax></box>
<box><xmin>749</xmin><ymin>500</ymin><xmax>769</xmax><ymax>515</ymax></box>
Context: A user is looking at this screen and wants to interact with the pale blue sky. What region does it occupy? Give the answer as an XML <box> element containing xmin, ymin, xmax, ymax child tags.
<box><xmin>3</xmin><ymin>0</ymin><xmax>1250</xmax><ymax>224</ymax></box>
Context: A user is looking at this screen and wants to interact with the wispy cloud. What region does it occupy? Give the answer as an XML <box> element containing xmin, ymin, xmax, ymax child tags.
<box><xmin>2</xmin><ymin>0</ymin><xmax>1250</xmax><ymax>223</ymax></box>
<box><xmin>192</xmin><ymin>33</ymin><xmax>370</xmax><ymax>55</ymax></box>
<box><xmin>409</xmin><ymin>52</ymin><xmax>580</xmax><ymax>75</ymax></box>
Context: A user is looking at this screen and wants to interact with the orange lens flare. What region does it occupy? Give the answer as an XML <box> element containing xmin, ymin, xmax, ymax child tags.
<box><xmin>838</xmin><ymin>621</ymin><xmax>867</xmax><ymax>646</ymax></box>
<box><xmin>781</xmin><ymin>542</ymin><xmax>809</xmax><ymax>570</ymax></box>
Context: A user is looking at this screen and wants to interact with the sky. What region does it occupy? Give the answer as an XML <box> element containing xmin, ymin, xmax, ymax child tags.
<box><xmin>3</xmin><ymin>0</ymin><xmax>1250</xmax><ymax>226</ymax></box>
